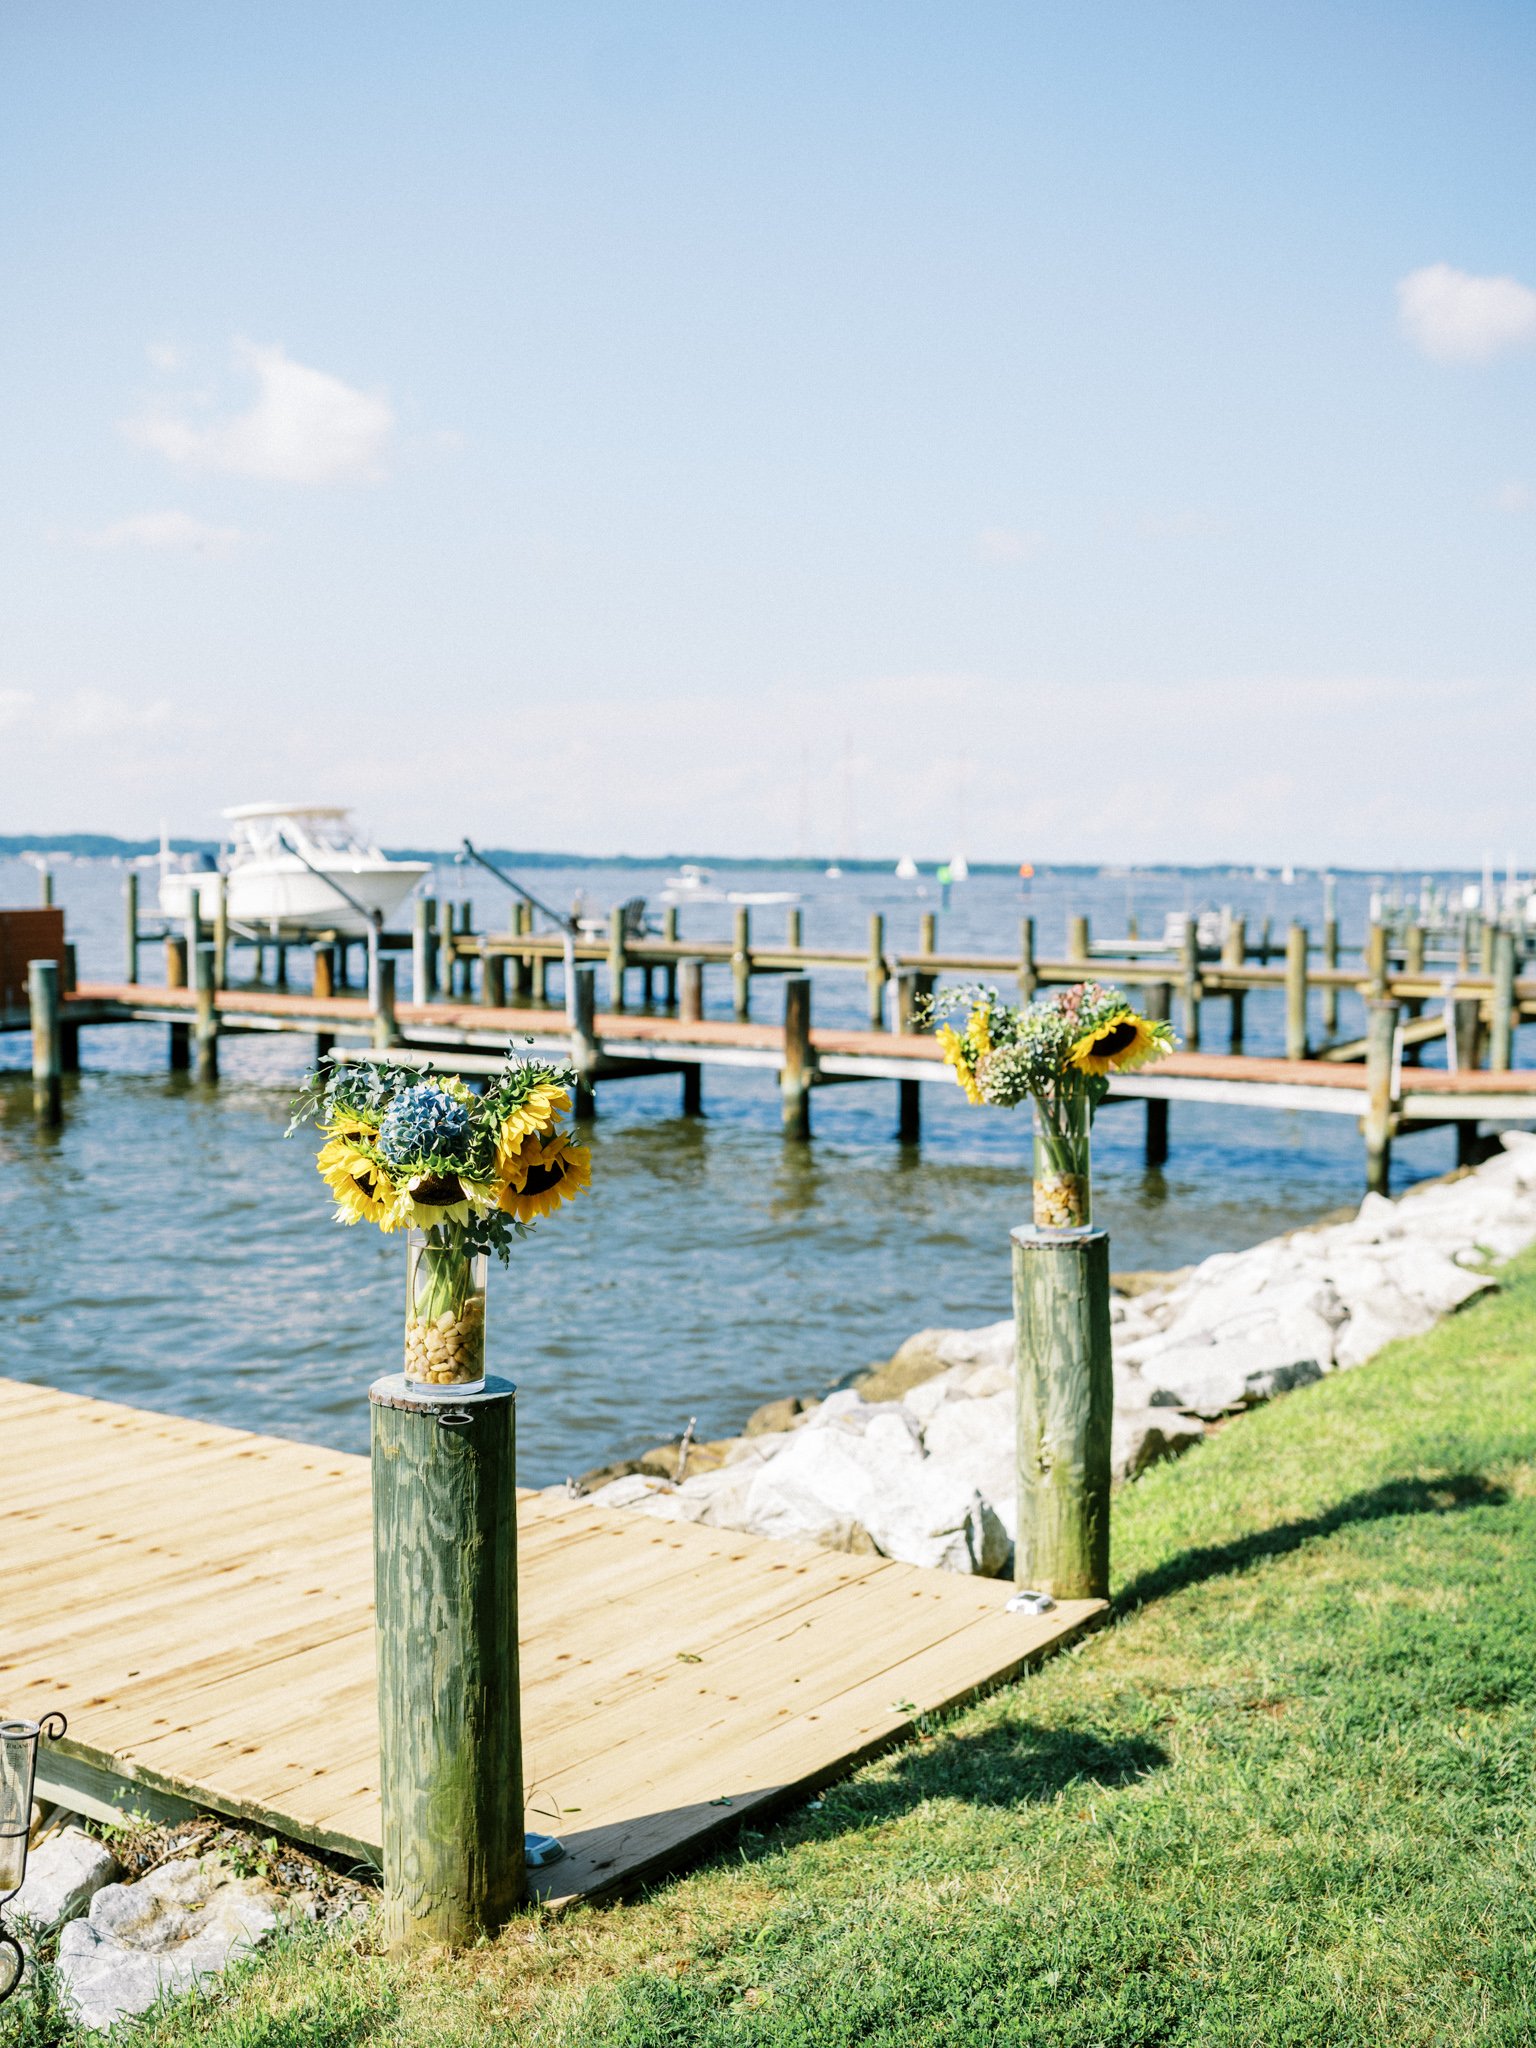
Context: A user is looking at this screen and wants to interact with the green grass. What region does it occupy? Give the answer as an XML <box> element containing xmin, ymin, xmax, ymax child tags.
<box><xmin>12</xmin><ymin>1251</ymin><xmax>1536</xmax><ymax>2047</ymax></box>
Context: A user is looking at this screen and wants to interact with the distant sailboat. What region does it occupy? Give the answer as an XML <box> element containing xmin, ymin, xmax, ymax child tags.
<box><xmin>894</xmin><ymin>854</ymin><xmax>919</xmax><ymax>880</ymax></box>
<box><xmin>949</xmin><ymin>853</ymin><xmax>970</xmax><ymax>882</ymax></box>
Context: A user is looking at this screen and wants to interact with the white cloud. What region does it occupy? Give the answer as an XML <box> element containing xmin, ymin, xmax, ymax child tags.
<box><xmin>1397</xmin><ymin>263</ymin><xmax>1536</xmax><ymax>364</ymax></box>
<box><xmin>76</xmin><ymin>510</ymin><xmax>248</xmax><ymax>556</ymax></box>
<box><xmin>976</xmin><ymin>527</ymin><xmax>1046</xmax><ymax>563</ymax></box>
<box><xmin>1497</xmin><ymin>481</ymin><xmax>1532</xmax><ymax>513</ymax></box>
<box><xmin>123</xmin><ymin>340</ymin><xmax>394</xmax><ymax>484</ymax></box>
<box><xmin>146</xmin><ymin>342</ymin><xmax>183</xmax><ymax>372</ymax></box>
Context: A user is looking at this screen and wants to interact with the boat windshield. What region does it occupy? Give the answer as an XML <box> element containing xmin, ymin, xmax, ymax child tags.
<box><xmin>230</xmin><ymin>812</ymin><xmax>382</xmax><ymax>862</ymax></box>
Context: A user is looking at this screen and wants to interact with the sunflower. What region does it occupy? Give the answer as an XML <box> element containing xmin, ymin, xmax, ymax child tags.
<box><xmin>496</xmin><ymin>1130</ymin><xmax>592</xmax><ymax>1222</ymax></box>
<box><xmin>1069</xmin><ymin>1011</ymin><xmax>1166</xmax><ymax>1076</ymax></box>
<box><xmin>965</xmin><ymin>1002</ymin><xmax>993</xmax><ymax>1062</ymax></box>
<box><xmin>495</xmin><ymin>1083</ymin><xmax>572</xmax><ymax>1172</ymax></box>
<box><xmin>317</xmin><ymin>1137</ymin><xmax>396</xmax><ymax>1226</ymax></box>
<box><xmin>937</xmin><ymin>1023</ymin><xmax>985</xmax><ymax>1106</ymax></box>
<box><xmin>386</xmin><ymin>1169</ymin><xmax>477</xmax><ymax>1233</ymax></box>
<box><xmin>320</xmin><ymin>1109</ymin><xmax>380</xmax><ymax>1142</ymax></box>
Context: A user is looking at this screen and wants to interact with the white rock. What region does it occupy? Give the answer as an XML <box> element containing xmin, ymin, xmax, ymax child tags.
<box><xmin>57</xmin><ymin>1858</ymin><xmax>279</xmax><ymax>2033</ymax></box>
<box><xmin>11</xmin><ymin>1828</ymin><xmax>120</xmax><ymax>1929</ymax></box>
<box><xmin>1332</xmin><ymin>1281</ymin><xmax>1440</xmax><ymax>1369</ymax></box>
<box><xmin>1112</xmin><ymin>1404</ymin><xmax>1206</xmax><ymax>1480</ymax></box>
<box><xmin>920</xmin><ymin>1390</ymin><xmax>1016</xmax><ymax>1505</ymax></box>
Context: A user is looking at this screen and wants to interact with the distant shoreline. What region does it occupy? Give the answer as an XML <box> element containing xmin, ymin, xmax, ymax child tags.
<box><xmin>0</xmin><ymin>835</ymin><xmax>1483</xmax><ymax>881</ymax></box>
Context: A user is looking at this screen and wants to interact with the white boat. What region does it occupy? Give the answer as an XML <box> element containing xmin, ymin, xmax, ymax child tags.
<box><xmin>158</xmin><ymin>804</ymin><xmax>430</xmax><ymax>935</ymax></box>
<box><xmin>660</xmin><ymin>863</ymin><xmax>799</xmax><ymax>907</ymax></box>
<box><xmin>894</xmin><ymin>855</ymin><xmax>919</xmax><ymax>881</ymax></box>
<box><xmin>948</xmin><ymin>853</ymin><xmax>970</xmax><ymax>882</ymax></box>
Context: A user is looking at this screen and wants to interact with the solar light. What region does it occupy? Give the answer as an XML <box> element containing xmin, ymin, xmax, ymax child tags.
<box><xmin>0</xmin><ymin>1713</ymin><xmax>66</xmax><ymax>2007</ymax></box>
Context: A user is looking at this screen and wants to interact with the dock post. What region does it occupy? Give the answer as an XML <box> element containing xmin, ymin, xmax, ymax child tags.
<box><xmin>212</xmin><ymin>878</ymin><xmax>229</xmax><ymax>990</ymax></box>
<box><xmin>1366</xmin><ymin>921</ymin><xmax>1388</xmax><ymax>998</ymax></box>
<box><xmin>373</xmin><ymin>958</ymin><xmax>400</xmax><ymax>1050</ymax></box>
<box><xmin>371</xmin><ymin>1375</ymin><xmax>524</xmax><ymax>1951</ymax></box>
<box><xmin>1257</xmin><ymin>917</ymin><xmax>1273</xmax><ymax>967</ymax></box>
<box><xmin>1066</xmin><ymin>914</ymin><xmax>1089</xmax><ymax>966</ymax></box>
<box><xmin>1011</xmin><ymin>1227</ymin><xmax>1112</xmax><ymax>1600</ymax></box>
<box><xmin>483</xmin><ymin>947</ymin><xmax>507</xmax><ymax>1008</ymax></box>
<box><xmin>782</xmin><ymin>975</ymin><xmax>813</xmax><ymax>1138</ymax></box>
<box><xmin>608</xmin><ymin>905</ymin><xmax>629</xmax><ymax>1013</ymax></box>
<box><xmin>29</xmin><ymin>958</ymin><xmax>62</xmax><ymax>1123</ymax></box>
<box><xmin>786</xmin><ymin>907</ymin><xmax>803</xmax><ymax>953</ymax></box>
<box><xmin>1179</xmin><ymin>920</ymin><xmax>1202</xmax><ymax>1051</ymax></box>
<box><xmin>438</xmin><ymin>898</ymin><xmax>456</xmax><ymax>1002</ymax></box>
<box><xmin>1491</xmin><ymin>929</ymin><xmax>1515</xmax><ymax>1072</ymax></box>
<box><xmin>867</xmin><ymin>913</ymin><xmax>887</xmax><ymax>1028</ymax></box>
<box><xmin>165</xmin><ymin>936</ymin><xmax>190</xmax><ymax>1071</ymax></box>
<box><xmin>1285</xmin><ymin>922</ymin><xmax>1309</xmax><ymax>1062</ymax></box>
<box><xmin>894</xmin><ymin>969</ymin><xmax>929</xmax><ymax>1144</ymax></box>
<box><xmin>124</xmin><ymin>872</ymin><xmax>140</xmax><ymax>984</ymax></box>
<box><xmin>661</xmin><ymin>907</ymin><xmax>678</xmax><ymax>1009</ymax></box>
<box><xmin>678</xmin><ymin>960</ymin><xmax>704</xmax><ymax>1114</ymax></box>
<box><xmin>1143</xmin><ymin>982</ymin><xmax>1171</xmax><ymax>1166</ymax></box>
<box><xmin>1363</xmin><ymin>1000</ymin><xmax>1399</xmax><ymax>1195</ymax></box>
<box><xmin>1479</xmin><ymin>921</ymin><xmax>1496</xmax><ymax>976</ymax></box>
<box><xmin>919</xmin><ymin>911</ymin><xmax>937</xmax><ymax>959</ymax></box>
<box><xmin>413</xmin><ymin>897</ymin><xmax>434</xmax><ymax>1002</ymax></box>
<box><xmin>507</xmin><ymin>903</ymin><xmax>529</xmax><ymax>1003</ymax></box>
<box><xmin>1018</xmin><ymin>917</ymin><xmax>1037</xmax><ymax>1004</ymax></box>
<box><xmin>1221</xmin><ymin>917</ymin><xmax>1247</xmax><ymax>1052</ymax></box>
<box><xmin>193</xmin><ymin>946</ymin><xmax>219</xmax><ymax>1084</ymax></box>
<box><xmin>1321</xmin><ymin>911</ymin><xmax>1340</xmax><ymax>1039</ymax></box>
<box><xmin>38</xmin><ymin>861</ymin><xmax>53</xmax><ymax>906</ymax></box>
<box><xmin>732</xmin><ymin>907</ymin><xmax>752</xmax><ymax>1021</ymax></box>
<box><xmin>314</xmin><ymin>946</ymin><xmax>335</xmax><ymax>1000</ymax></box>
<box><xmin>570</xmin><ymin>966</ymin><xmax>597</xmax><ymax>1119</ymax></box>
<box><xmin>1402</xmin><ymin>924</ymin><xmax>1426</xmax><ymax>1058</ymax></box>
<box><xmin>59</xmin><ymin>943</ymin><xmax>80</xmax><ymax>1073</ymax></box>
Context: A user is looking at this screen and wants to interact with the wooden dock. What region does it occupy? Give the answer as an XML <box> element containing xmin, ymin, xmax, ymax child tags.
<box><xmin>0</xmin><ymin>1377</ymin><xmax>1101</xmax><ymax>1905</ymax></box>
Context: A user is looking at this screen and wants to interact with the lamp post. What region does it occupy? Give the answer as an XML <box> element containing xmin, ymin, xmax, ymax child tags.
<box><xmin>0</xmin><ymin>1712</ymin><xmax>66</xmax><ymax>2005</ymax></box>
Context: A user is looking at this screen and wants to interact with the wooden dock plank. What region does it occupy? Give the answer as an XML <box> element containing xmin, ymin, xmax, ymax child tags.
<box><xmin>4</xmin><ymin>1376</ymin><xmax>1099</xmax><ymax>1896</ymax></box>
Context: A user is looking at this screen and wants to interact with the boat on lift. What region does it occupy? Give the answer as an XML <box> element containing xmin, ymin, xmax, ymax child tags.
<box><xmin>157</xmin><ymin>804</ymin><xmax>430</xmax><ymax>934</ymax></box>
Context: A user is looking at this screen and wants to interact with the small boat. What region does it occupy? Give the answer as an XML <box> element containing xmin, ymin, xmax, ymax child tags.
<box><xmin>158</xmin><ymin>804</ymin><xmax>430</xmax><ymax>935</ymax></box>
<box><xmin>948</xmin><ymin>853</ymin><xmax>970</xmax><ymax>882</ymax></box>
<box><xmin>659</xmin><ymin>864</ymin><xmax>799</xmax><ymax>909</ymax></box>
<box><xmin>894</xmin><ymin>855</ymin><xmax>919</xmax><ymax>881</ymax></box>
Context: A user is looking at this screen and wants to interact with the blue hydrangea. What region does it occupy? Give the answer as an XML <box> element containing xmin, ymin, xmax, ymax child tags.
<box><xmin>376</xmin><ymin>1083</ymin><xmax>473</xmax><ymax>1169</ymax></box>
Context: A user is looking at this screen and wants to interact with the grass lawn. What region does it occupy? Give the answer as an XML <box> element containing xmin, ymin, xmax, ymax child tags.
<box><xmin>11</xmin><ymin>1248</ymin><xmax>1536</xmax><ymax>2047</ymax></box>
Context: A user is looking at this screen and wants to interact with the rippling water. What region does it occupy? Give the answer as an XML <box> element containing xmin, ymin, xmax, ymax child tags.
<box><xmin>0</xmin><ymin>855</ymin><xmax>1466</xmax><ymax>1482</ymax></box>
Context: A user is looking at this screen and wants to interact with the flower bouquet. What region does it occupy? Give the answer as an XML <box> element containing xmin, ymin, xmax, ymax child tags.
<box><xmin>931</xmin><ymin>982</ymin><xmax>1174</xmax><ymax>1233</ymax></box>
<box><xmin>288</xmin><ymin>1051</ymin><xmax>590</xmax><ymax>1396</ymax></box>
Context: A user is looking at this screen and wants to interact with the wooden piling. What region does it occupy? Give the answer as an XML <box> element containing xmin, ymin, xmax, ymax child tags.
<box><xmin>1479</xmin><ymin>921</ymin><xmax>1496</xmax><ymax>976</ymax></box>
<box><xmin>59</xmin><ymin>943</ymin><xmax>80</xmax><ymax>1073</ymax></box>
<box><xmin>1066</xmin><ymin>914</ymin><xmax>1089</xmax><ymax>965</ymax></box>
<box><xmin>782</xmin><ymin>976</ymin><xmax>813</xmax><ymax>1138</ymax></box>
<box><xmin>679</xmin><ymin>959</ymin><xmax>704</xmax><ymax>1024</ymax></box>
<box><xmin>193</xmin><ymin>946</ymin><xmax>219</xmax><ymax>1084</ymax></box>
<box><xmin>1222</xmin><ymin>917</ymin><xmax>1246</xmax><ymax>1053</ymax></box>
<box><xmin>484</xmin><ymin>949</ymin><xmax>507</xmax><ymax>1008</ymax></box>
<box><xmin>438</xmin><ymin>899</ymin><xmax>456</xmax><ymax>1002</ymax></box>
<box><xmin>1143</xmin><ymin>983</ymin><xmax>1171</xmax><ymax>1166</ymax></box>
<box><xmin>1453</xmin><ymin>996</ymin><xmax>1483</xmax><ymax>1076</ymax></box>
<box><xmin>732</xmin><ymin>907</ymin><xmax>752</xmax><ymax>1021</ymax></box>
<box><xmin>1491</xmin><ymin>928</ymin><xmax>1516</xmax><ymax>1072</ymax></box>
<box><xmin>660</xmin><ymin>908</ymin><xmax>678</xmax><ymax>1009</ymax></box>
<box><xmin>370</xmin><ymin>1376</ymin><xmax>524</xmax><ymax>1950</ymax></box>
<box><xmin>608</xmin><ymin>905</ymin><xmax>629</xmax><ymax>1013</ymax></box>
<box><xmin>570</xmin><ymin>966</ymin><xmax>597</xmax><ymax>1119</ymax></box>
<box><xmin>1363</xmin><ymin>1000</ymin><xmax>1399</xmax><ymax>1195</ymax></box>
<box><xmin>786</xmin><ymin>907</ymin><xmax>803</xmax><ymax>952</ymax></box>
<box><xmin>124</xmin><ymin>872</ymin><xmax>139</xmax><ymax>984</ymax></box>
<box><xmin>1366</xmin><ymin>921</ymin><xmax>1388</xmax><ymax>998</ymax></box>
<box><xmin>894</xmin><ymin>970</ymin><xmax>929</xmax><ymax>1143</ymax></box>
<box><xmin>1018</xmin><ymin>918</ymin><xmax>1037</xmax><ymax>1004</ymax></box>
<box><xmin>413</xmin><ymin>898</ymin><xmax>434</xmax><ymax>1003</ymax></box>
<box><xmin>374</xmin><ymin>958</ymin><xmax>400</xmax><ymax>1051</ymax></box>
<box><xmin>275</xmin><ymin>942</ymin><xmax>289</xmax><ymax>990</ymax></box>
<box><xmin>1179</xmin><ymin>920</ymin><xmax>1201</xmax><ymax>1051</ymax></box>
<box><xmin>1285</xmin><ymin>922</ymin><xmax>1309</xmax><ymax>1062</ymax></box>
<box><xmin>313</xmin><ymin>947</ymin><xmax>335</xmax><ymax>1000</ymax></box>
<box><xmin>164</xmin><ymin>934</ymin><xmax>190</xmax><ymax>1070</ymax></box>
<box><xmin>39</xmin><ymin>863</ymin><xmax>53</xmax><ymax>907</ymax></box>
<box><xmin>1011</xmin><ymin>1227</ymin><xmax>1112</xmax><ymax>1601</ymax></box>
<box><xmin>511</xmin><ymin>904</ymin><xmax>534</xmax><ymax>1004</ymax></box>
<box><xmin>29</xmin><ymin>958</ymin><xmax>62</xmax><ymax>1122</ymax></box>
<box><xmin>211</xmin><ymin>878</ymin><xmax>229</xmax><ymax>990</ymax></box>
<box><xmin>866</xmin><ymin>914</ymin><xmax>887</xmax><ymax>1028</ymax></box>
<box><xmin>1321</xmin><ymin>913</ymin><xmax>1340</xmax><ymax>1038</ymax></box>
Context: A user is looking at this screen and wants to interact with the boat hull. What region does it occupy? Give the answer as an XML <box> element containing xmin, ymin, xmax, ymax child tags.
<box><xmin>159</xmin><ymin>859</ymin><xmax>429</xmax><ymax>935</ymax></box>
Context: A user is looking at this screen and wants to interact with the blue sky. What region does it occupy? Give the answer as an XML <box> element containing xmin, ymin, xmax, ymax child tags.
<box><xmin>4</xmin><ymin>2</ymin><xmax>1535</xmax><ymax>863</ymax></box>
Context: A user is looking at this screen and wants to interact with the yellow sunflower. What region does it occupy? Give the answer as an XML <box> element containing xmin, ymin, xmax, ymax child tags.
<box><xmin>937</xmin><ymin>1023</ymin><xmax>985</xmax><ymax>1106</ymax></box>
<box><xmin>495</xmin><ymin>1082</ymin><xmax>573</xmax><ymax>1169</ymax></box>
<box><xmin>965</xmin><ymin>1002</ymin><xmax>993</xmax><ymax>1061</ymax></box>
<box><xmin>317</xmin><ymin>1137</ymin><xmax>396</xmax><ymax>1226</ymax></box>
<box><xmin>320</xmin><ymin>1110</ymin><xmax>379</xmax><ymax>1143</ymax></box>
<box><xmin>496</xmin><ymin>1130</ymin><xmax>592</xmax><ymax>1222</ymax></box>
<box><xmin>1069</xmin><ymin>1011</ymin><xmax>1167</xmax><ymax>1076</ymax></box>
<box><xmin>386</xmin><ymin>1169</ymin><xmax>476</xmax><ymax>1233</ymax></box>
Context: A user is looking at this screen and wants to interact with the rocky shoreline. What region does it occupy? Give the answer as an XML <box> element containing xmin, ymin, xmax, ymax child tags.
<box><xmin>562</xmin><ymin>1136</ymin><xmax>1536</xmax><ymax>1576</ymax></box>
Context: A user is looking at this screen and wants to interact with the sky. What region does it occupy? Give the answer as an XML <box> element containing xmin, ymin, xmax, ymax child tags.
<box><xmin>3</xmin><ymin>1</ymin><xmax>1536</xmax><ymax>865</ymax></box>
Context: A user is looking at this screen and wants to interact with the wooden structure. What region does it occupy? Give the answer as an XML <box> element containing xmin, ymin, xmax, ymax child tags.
<box><xmin>0</xmin><ymin>1378</ymin><xmax>1101</xmax><ymax>1905</ymax></box>
<box><xmin>1012</xmin><ymin>1228</ymin><xmax>1113</xmax><ymax>1600</ymax></box>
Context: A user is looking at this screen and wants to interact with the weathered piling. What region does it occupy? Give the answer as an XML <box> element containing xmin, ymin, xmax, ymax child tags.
<box><xmin>38</xmin><ymin>863</ymin><xmax>53</xmax><ymax>907</ymax></box>
<box><xmin>164</xmin><ymin>936</ymin><xmax>190</xmax><ymax>1070</ymax></box>
<box><xmin>894</xmin><ymin>969</ymin><xmax>931</xmax><ymax>1143</ymax></box>
<box><xmin>1490</xmin><ymin>929</ymin><xmax>1516</xmax><ymax>1072</ymax></box>
<box><xmin>786</xmin><ymin>907</ymin><xmax>804</xmax><ymax>951</ymax></box>
<box><xmin>1143</xmin><ymin>982</ymin><xmax>1171</xmax><ymax>1166</ymax></box>
<box><xmin>678</xmin><ymin>959</ymin><xmax>704</xmax><ymax>1113</ymax></box>
<box><xmin>1066</xmin><ymin>914</ymin><xmax>1089</xmax><ymax>965</ymax></box>
<box><xmin>438</xmin><ymin>898</ymin><xmax>456</xmax><ymax>1001</ymax></box>
<box><xmin>570</xmin><ymin>967</ymin><xmax>597</xmax><ymax>1119</ymax></box>
<box><xmin>1179</xmin><ymin>920</ymin><xmax>1202</xmax><ymax>1051</ymax></box>
<box><xmin>60</xmin><ymin>943</ymin><xmax>80</xmax><ymax>1072</ymax></box>
<box><xmin>193</xmin><ymin>947</ymin><xmax>219</xmax><ymax>1084</ymax></box>
<box><xmin>29</xmin><ymin>958</ymin><xmax>61</xmax><ymax>1122</ymax></box>
<box><xmin>1285</xmin><ymin>923</ymin><xmax>1309</xmax><ymax>1062</ymax></box>
<box><xmin>370</xmin><ymin>1375</ymin><xmax>524</xmax><ymax>1950</ymax></box>
<box><xmin>782</xmin><ymin>976</ymin><xmax>813</xmax><ymax>1138</ymax></box>
<box><xmin>313</xmin><ymin>947</ymin><xmax>336</xmax><ymax>1000</ymax></box>
<box><xmin>1222</xmin><ymin>917</ymin><xmax>1247</xmax><ymax>1052</ymax></box>
<box><xmin>1363</xmin><ymin>1000</ymin><xmax>1399</xmax><ymax>1195</ymax></box>
<box><xmin>1366</xmin><ymin>921</ymin><xmax>1388</xmax><ymax>998</ymax></box>
<box><xmin>124</xmin><ymin>873</ymin><xmax>139</xmax><ymax>984</ymax></box>
<box><xmin>374</xmin><ymin>959</ymin><xmax>400</xmax><ymax>1051</ymax></box>
<box><xmin>1011</xmin><ymin>1227</ymin><xmax>1112</xmax><ymax>1601</ymax></box>
<box><xmin>866</xmin><ymin>914</ymin><xmax>887</xmax><ymax>1028</ymax></box>
<box><xmin>1321</xmin><ymin>911</ymin><xmax>1340</xmax><ymax>1038</ymax></box>
<box><xmin>608</xmin><ymin>905</ymin><xmax>629</xmax><ymax>1012</ymax></box>
<box><xmin>413</xmin><ymin>898</ymin><xmax>435</xmax><ymax>1003</ymax></box>
<box><xmin>211</xmin><ymin>878</ymin><xmax>229</xmax><ymax>990</ymax></box>
<box><xmin>732</xmin><ymin>907</ymin><xmax>752</xmax><ymax>1021</ymax></box>
<box><xmin>1018</xmin><ymin>917</ymin><xmax>1037</xmax><ymax>1004</ymax></box>
<box><xmin>660</xmin><ymin>908</ymin><xmax>679</xmax><ymax>1009</ymax></box>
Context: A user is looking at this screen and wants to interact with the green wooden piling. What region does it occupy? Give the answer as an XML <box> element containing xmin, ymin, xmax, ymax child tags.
<box><xmin>782</xmin><ymin>976</ymin><xmax>813</xmax><ymax>1138</ymax></box>
<box><xmin>1285</xmin><ymin>922</ymin><xmax>1309</xmax><ymax>1062</ymax></box>
<box><xmin>1491</xmin><ymin>929</ymin><xmax>1516</xmax><ymax>1072</ymax></box>
<box><xmin>193</xmin><ymin>945</ymin><xmax>219</xmax><ymax>1084</ymax></box>
<box><xmin>732</xmin><ymin>907</ymin><xmax>752</xmax><ymax>1021</ymax></box>
<box><xmin>1018</xmin><ymin>917</ymin><xmax>1037</xmax><ymax>1004</ymax></box>
<box><xmin>1011</xmin><ymin>1227</ymin><xmax>1112</xmax><ymax>1600</ymax></box>
<box><xmin>371</xmin><ymin>1376</ymin><xmax>524</xmax><ymax>1950</ymax></box>
<box><xmin>29</xmin><ymin>959</ymin><xmax>61</xmax><ymax>1123</ymax></box>
<box><xmin>570</xmin><ymin>966</ymin><xmax>597</xmax><ymax>1118</ymax></box>
<box><xmin>124</xmin><ymin>872</ymin><xmax>140</xmax><ymax>984</ymax></box>
<box><xmin>867</xmin><ymin>913</ymin><xmax>887</xmax><ymax>1028</ymax></box>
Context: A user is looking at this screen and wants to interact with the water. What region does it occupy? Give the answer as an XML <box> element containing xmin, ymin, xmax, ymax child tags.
<box><xmin>0</xmin><ymin>855</ymin><xmax>1469</xmax><ymax>1483</ymax></box>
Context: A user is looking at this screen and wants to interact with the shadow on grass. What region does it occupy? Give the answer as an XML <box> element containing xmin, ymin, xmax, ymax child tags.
<box><xmin>1113</xmin><ymin>1470</ymin><xmax>1509</xmax><ymax>1617</ymax></box>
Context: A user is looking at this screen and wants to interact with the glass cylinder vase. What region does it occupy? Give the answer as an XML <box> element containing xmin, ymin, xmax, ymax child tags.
<box><xmin>404</xmin><ymin>1229</ymin><xmax>488</xmax><ymax>1396</ymax></box>
<box><xmin>1032</xmin><ymin>1090</ymin><xmax>1092</xmax><ymax>1234</ymax></box>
